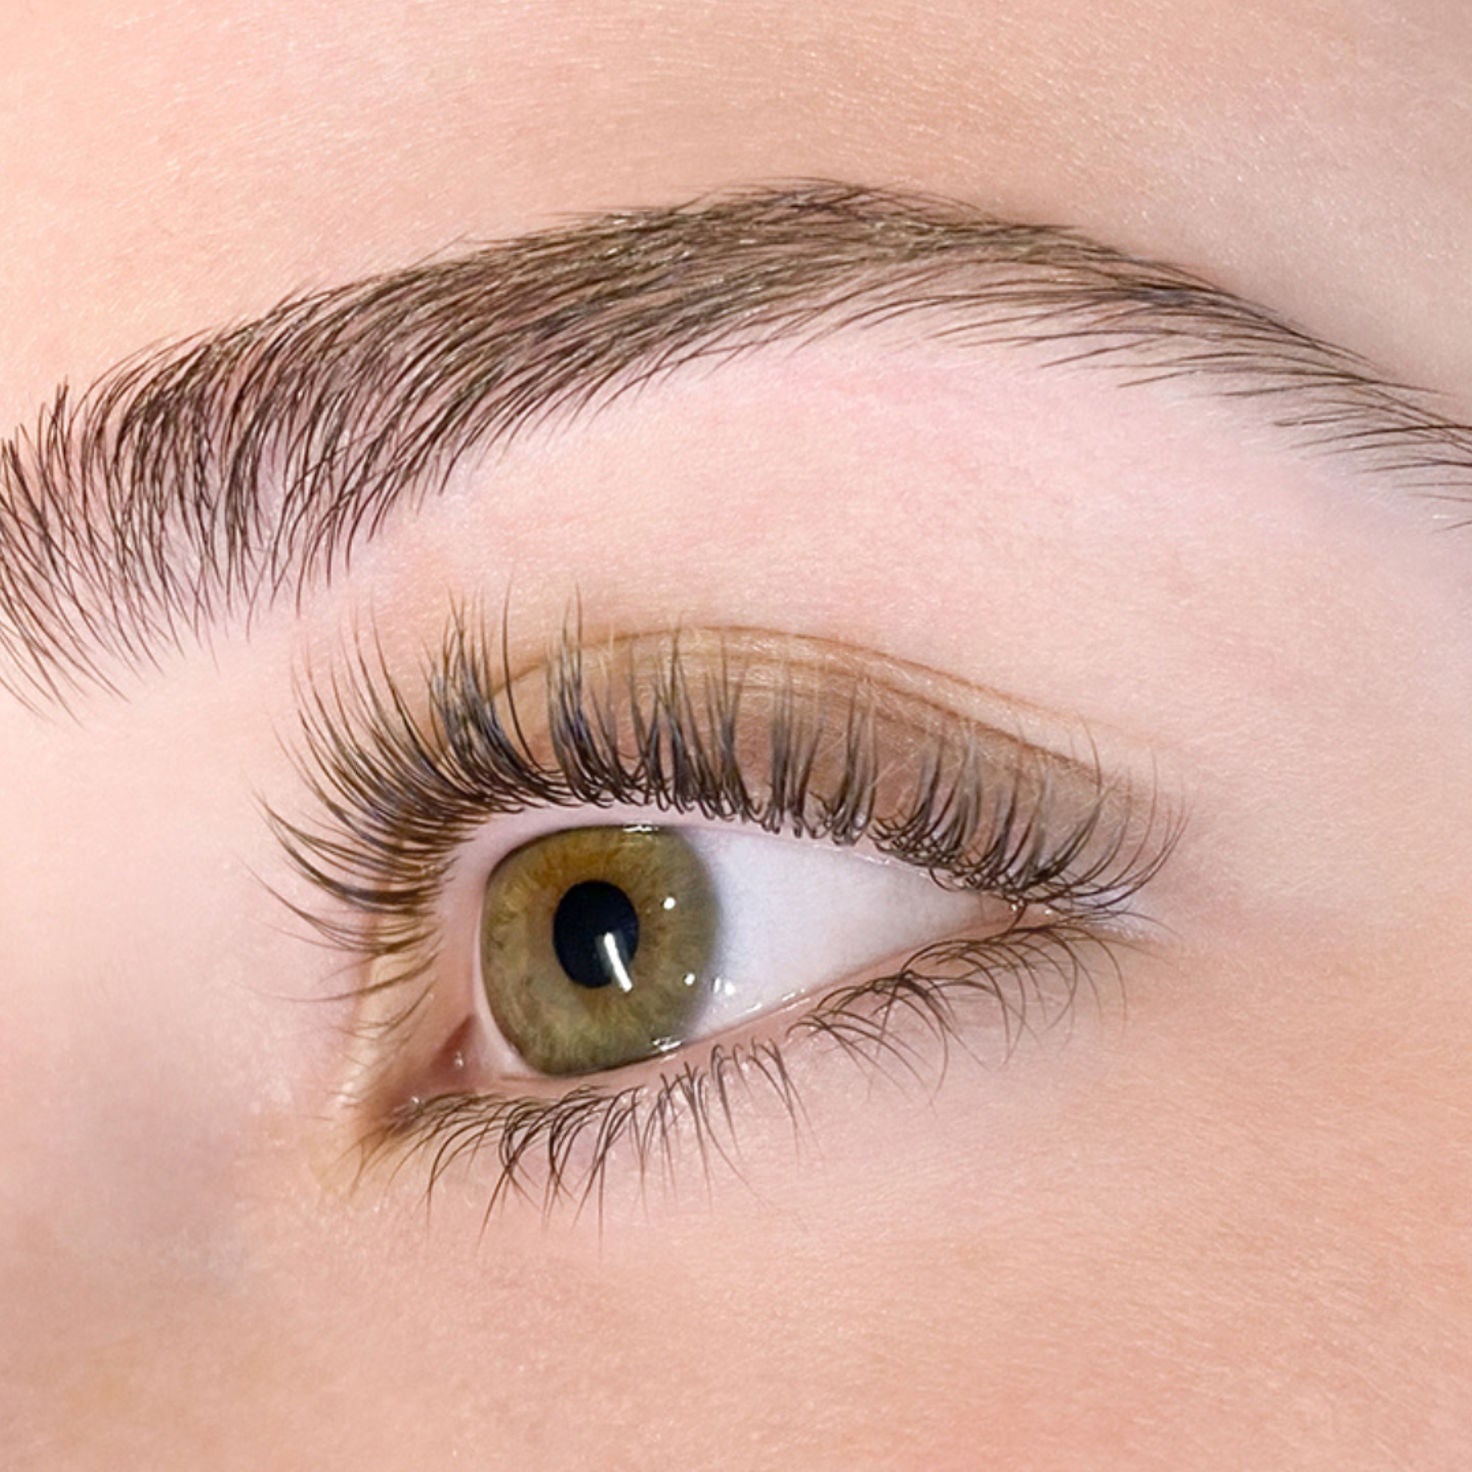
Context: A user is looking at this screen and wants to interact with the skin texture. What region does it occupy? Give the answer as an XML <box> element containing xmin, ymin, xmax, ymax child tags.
<box><xmin>2</xmin><ymin>3</ymin><xmax>1470</xmax><ymax>1469</ymax></box>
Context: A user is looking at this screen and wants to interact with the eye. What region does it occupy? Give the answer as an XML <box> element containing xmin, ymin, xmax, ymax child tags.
<box><xmin>478</xmin><ymin>822</ymin><xmax>1001</xmax><ymax>1077</ymax></box>
<box><xmin>275</xmin><ymin>615</ymin><xmax>1174</xmax><ymax>1209</ymax></box>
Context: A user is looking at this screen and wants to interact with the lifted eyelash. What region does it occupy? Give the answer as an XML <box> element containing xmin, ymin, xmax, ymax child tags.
<box><xmin>269</xmin><ymin>606</ymin><xmax>1176</xmax><ymax>1216</ymax></box>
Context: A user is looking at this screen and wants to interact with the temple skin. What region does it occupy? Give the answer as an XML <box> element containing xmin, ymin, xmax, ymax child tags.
<box><xmin>1</xmin><ymin>4</ymin><xmax>1470</xmax><ymax>1469</ymax></box>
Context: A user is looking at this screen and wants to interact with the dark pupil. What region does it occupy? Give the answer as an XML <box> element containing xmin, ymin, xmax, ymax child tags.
<box><xmin>551</xmin><ymin>880</ymin><xmax>641</xmax><ymax>989</ymax></box>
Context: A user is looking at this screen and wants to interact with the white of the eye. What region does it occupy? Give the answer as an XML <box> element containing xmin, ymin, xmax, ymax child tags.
<box><xmin>677</xmin><ymin>828</ymin><xmax>987</xmax><ymax>1036</ymax></box>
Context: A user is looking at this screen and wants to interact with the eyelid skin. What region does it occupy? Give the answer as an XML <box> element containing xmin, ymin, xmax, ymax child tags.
<box><xmin>272</xmin><ymin>609</ymin><xmax>1179</xmax><ymax>1214</ymax></box>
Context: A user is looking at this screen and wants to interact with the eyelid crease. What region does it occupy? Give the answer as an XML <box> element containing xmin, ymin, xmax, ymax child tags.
<box><xmin>267</xmin><ymin>605</ymin><xmax>1180</xmax><ymax>1136</ymax></box>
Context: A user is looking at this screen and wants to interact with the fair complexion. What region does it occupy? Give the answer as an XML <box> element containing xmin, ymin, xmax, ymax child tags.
<box><xmin>2</xmin><ymin>4</ymin><xmax>1469</xmax><ymax>1468</ymax></box>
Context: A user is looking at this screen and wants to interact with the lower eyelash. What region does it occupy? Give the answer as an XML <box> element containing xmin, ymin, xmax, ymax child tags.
<box><xmin>358</xmin><ymin>919</ymin><xmax>1128</xmax><ymax>1224</ymax></box>
<box><xmin>796</xmin><ymin>918</ymin><xmax>1124</xmax><ymax>1071</ymax></box>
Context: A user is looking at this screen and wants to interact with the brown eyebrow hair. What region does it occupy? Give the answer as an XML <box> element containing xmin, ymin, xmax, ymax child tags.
<box><xmin>2</xmin><ymin>179</ymin><xmax>1470</xmax><ymax>710</ymax></box>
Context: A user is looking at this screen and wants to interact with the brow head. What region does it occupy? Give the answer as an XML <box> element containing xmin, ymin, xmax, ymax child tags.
<box><xmin>2</xmin><ymin>181</ymin><xmax>1469</xmax><ymax>709</ymax></box>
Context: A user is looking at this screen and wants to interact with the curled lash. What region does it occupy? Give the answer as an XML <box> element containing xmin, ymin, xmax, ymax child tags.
<box><xmin>270</xmin><ymin>609</ymin><xmax>1176</xmax><ymax>1212</ymax></box>
<box><xmin>274</xmin><ymin>609</ymin><xmax>1168</xmax><ymax>967</ymax></box>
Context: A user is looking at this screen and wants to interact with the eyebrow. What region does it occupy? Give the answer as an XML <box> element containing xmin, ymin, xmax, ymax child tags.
<box><xmin>2</xmin><ymin>180</ymin><xmax>1470</xmax><ymax>710</ymax></box>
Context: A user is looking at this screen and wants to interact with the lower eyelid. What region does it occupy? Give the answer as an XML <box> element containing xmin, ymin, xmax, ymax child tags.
<box><xmin>356</xmin><ymin>914</ymin><xmax>1129</xmax><ymax>1217</ymax></box>
<box><xmin>331</xmin><ymin>842</ymin><xmax>1142</xmax><ymax>1191</ymax></box>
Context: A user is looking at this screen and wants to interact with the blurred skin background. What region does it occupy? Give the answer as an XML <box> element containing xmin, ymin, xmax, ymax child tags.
<box><xmin>2</xmin><ymin>3</ymin><xmax>1470</xmax><ymax>1468</ymax></box>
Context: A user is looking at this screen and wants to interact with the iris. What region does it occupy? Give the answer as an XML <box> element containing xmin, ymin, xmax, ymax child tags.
<box><xmin>480</xmin><ymin>827</ymin><xmax>717</xmax><ymax>1075</ymax></box>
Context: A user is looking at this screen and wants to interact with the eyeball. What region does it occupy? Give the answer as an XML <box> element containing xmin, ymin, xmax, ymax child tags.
<box><xmin>479</xmin><ymin>822</ymin><xmax>994</xmax><ymax>1077</ymax></box>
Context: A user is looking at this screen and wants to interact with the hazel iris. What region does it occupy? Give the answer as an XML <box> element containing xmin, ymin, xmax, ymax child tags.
<box><xmin>480</xmin><ymin>827</ymin><xmax>718</xmax><ymax>1076</ymax></box>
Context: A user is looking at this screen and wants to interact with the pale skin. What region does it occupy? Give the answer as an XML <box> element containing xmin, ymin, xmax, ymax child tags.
<box><xmin>2</xmin><ymin>4</ymin><xmax>1471</xmax><ymax>1469</ymax></box>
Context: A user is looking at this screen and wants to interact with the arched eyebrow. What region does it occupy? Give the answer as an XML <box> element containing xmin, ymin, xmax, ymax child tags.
<box><xmin>2</xmin><ymin>180</ymin><xmax>1469</xmax><ymax>710</ymax></box>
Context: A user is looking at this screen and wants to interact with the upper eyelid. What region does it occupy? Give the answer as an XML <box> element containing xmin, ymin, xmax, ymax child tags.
<box><xmin>2</xmin><ymin>181</ymin><xmax>1469</xmax><ymax>712</ymax></box>
<box><xmin>269</xmin><ymin>613</ymin><xmax>1179</xmax><ymax>959</ymax></box>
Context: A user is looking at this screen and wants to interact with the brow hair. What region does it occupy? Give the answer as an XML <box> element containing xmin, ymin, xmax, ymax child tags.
<box><xmin>2</xmin><ymin>180</ymin><xmax>1469</xmax><ymax>710</ymax></box>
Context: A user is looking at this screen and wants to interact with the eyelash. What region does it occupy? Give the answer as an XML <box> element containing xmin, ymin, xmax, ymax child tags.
<box><xmin>269</xmin><ymin>608</ymin><xmax>1176</xmax><ymax>1218</ymax></box>
<box><xmin>369</xmin><ymin>923</ymin><xmax>1121</xmax><ymax>1223</ymax></box>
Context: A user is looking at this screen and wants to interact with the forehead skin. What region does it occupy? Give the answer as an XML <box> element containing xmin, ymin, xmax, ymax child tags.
<box><xmin>2</xmin><ymin>0</ymin><xmax>1469</xmax><ymax>421</ymax></box>
<box><xmin>3</xmin><ymin>4</ymin><xmax>1471</xmax><ymax>1470</ymax></box>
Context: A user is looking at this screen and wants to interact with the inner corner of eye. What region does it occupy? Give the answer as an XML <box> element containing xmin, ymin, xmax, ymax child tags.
<box><xmin>470</xmin><ymin>821</ymin><xmax>992</xmax><ymax>1080</ymax></box>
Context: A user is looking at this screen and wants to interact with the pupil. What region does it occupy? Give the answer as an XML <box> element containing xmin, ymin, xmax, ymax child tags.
<box><xmin>551</xmin><ymin>880</ymin><xmax>641</xmax><ymax>989</ymax></box>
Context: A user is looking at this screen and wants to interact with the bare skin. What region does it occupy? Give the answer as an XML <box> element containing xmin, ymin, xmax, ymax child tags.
<box><xmin>2</xmin><ymin>4</ymin><xmax>1469</xmax><ymax>1468</ymax></box>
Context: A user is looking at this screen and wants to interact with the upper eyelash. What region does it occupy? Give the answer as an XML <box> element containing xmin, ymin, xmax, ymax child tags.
<box><xmin>268</xmin><ymin>607</ymin><xmax>1173</xmax><ymax>999</ymax></box>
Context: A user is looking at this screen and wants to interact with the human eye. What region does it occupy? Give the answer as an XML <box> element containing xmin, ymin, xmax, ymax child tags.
<box><xmin>273</xmin><ymin>611</ymin><xmax>1176</xmax><ymax>1216</ymax></box>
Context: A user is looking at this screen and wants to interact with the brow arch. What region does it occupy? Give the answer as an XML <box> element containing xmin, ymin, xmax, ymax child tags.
<box><xmin>2</xmin><ymin>180</ymin><xmax>1469</xmax><ymax>709</ymax></box>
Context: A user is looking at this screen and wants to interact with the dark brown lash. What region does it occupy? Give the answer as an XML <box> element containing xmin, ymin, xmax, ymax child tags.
<box><xmin>363</xmin><ymin>920</ymin><xmax>1127</xmax><ymax>1227</ymax></box>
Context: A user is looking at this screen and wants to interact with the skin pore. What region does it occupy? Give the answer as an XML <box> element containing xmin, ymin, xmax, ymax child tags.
<box><xmin>2</xmin><ymin>4</ymin><xmax>1470</xmax><ymax>1469</ymax></box>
